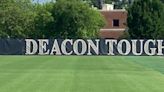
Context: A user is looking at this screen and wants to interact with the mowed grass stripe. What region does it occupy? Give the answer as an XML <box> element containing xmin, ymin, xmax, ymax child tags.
<box><xmin>0</xmin><ymin>56</ymin><xmax>79</xmax><ymax>92</ymax></box>
<box><xmin>0</xmin><ymin>56</ymin><xmax>36</xmax><ymax>88</ymax></box>
<box><xmin>0</xmin><ymin>56</ymin><xmax>164</xmax><ymax>92</ymax></box>
<box><xmin>127</xmin><ymin>56</ymin><xmax>164</xmax><ymax>74</ymax></box>
<box><xmin>0</xmin><ymin>56</ymin><xmax>49</xmax><ymax>91</ymax></box>
<box><xmin>97</xmin><ymin>57</ymin><xmax>164</xmax><ymax>92</ymax></box>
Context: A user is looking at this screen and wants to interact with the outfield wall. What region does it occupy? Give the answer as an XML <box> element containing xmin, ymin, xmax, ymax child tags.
<box><xmin>0</xmin><ymin>39</ymin><xmax>164</xmax><ymax>56</ymax></box>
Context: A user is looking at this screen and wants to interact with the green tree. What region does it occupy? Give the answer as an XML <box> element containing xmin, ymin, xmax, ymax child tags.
<box><xmin>51</xmin><ymin>0</ymin><xmax>105</xmax><ymax>38</ymax></box>
<box><xmin>0</xmin><ymin>0</ymin><xmax>55</xmax><ymax>38</ymax></box>
<box><xmin>0</xmin><ymin>0</ymin><xmax>35</xmax><ymax>38</ymax></box>
<box><xmin>33</xmin><ymin>3</ymin><xmax>54</xmax><ymax>38</ymax></box>
<box><xmin>127</xmin><ymin>0</ymin><xmax>164</xmax><ymax>39</ymax></box>
<box><xmin>156</xmin><ymin>3</ymin><xmax>164</xmax><ymax>38</ymax></box>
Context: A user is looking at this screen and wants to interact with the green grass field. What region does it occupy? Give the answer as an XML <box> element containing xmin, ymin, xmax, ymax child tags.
<box><xmin>0</xmin><ymin>56</ymin><xmax>164</xmax><ymax>92</ymax></box>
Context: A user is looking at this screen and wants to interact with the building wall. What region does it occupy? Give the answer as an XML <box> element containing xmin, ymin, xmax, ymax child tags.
<box><xmin>99</xmin><ymin>10</ymin><xmax>127</xmax><ymax>39</ymax></box>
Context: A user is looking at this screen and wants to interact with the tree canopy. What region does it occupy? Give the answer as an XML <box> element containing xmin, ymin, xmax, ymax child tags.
<box><xmin>0</xmin><ymin>0</ymin><xmax>105</xmax><ymax>38</ymax></box>
<box><xmin>127</xmin><ymin>0</ymin><xmax>164</xmax><ymax>39</ymax></box>
<box><xmin>0</xmin><ymin>0</ymin><xmax>35</xmax><ymax>38</ymax></box>
<box><xmin>50</xmin><ymin>0</ymin><xmax>105</xmax><ymax>38</ymax></box>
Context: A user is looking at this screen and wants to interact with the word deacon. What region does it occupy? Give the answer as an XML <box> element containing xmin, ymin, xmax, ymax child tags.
<box><xmin>25</xmin><ymin>39</ymin><xmax>164</xmax><ymax>56</ymax></box>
